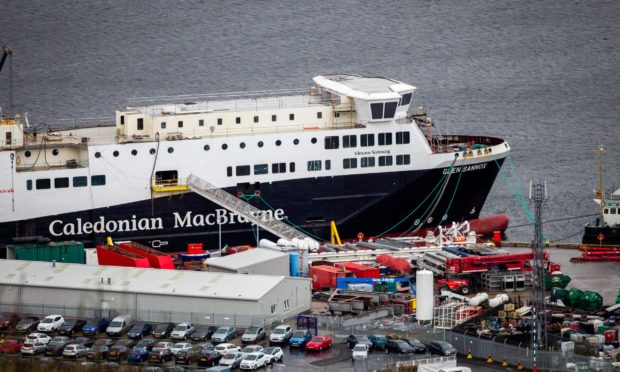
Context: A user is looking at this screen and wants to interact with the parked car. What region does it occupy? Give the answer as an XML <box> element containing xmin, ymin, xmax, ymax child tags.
<box><xmin>368</xmin><ymin>334</ymin><xmax>388</xmax><ymax>350</ymax></box>
<box><xmin>240</xmin><ymin>352</ymin><xmax>270</xmax><ymax>370</ymax></box>
<box><xmin>386</xmin><ymin>339</ymin><xmax>415</xmax><ymax>354</ymax></box>
<box><xmin>128</xmin><ymin>323</ymin><xmax>153</xmax><ymax>339</ymax></box>
<box><xmin>241</xmin><ymin>326</ymin><xmax>266</xmax><ymax>344</ymax></box>
<box><xmin>263</xmin><ymin>346</ymin><xmax>284</xmax><ymax>364</ymax></box>
<box><xmin>152</xmin><ymin>322</ymin><xmax>175</xmax><ymax>339</ymax></box>
<box><xmin>63</xmin><ymin>343</ymin><xmax>89</xmax><ymax>358</ymax></box>
<box><xmin>82</xmin><ymin>317</ymin><xmax>109</xmax><ymax>336</ymax></box>
<box><xmin>428</xmin><ymin>341</ymin><xmax>457</xmax><ymax>356</ymax></box>
<box><xmin>197</xmin><ymin>349</ymin><xmax>222</xmax><ymax>367</ymax></box>
<box><xmin>211</xmin><ymin>326</ymin><xmax>236</xmax><ymax>343</ymax></box>
<box><xmin>170</xmin><ymin>342</ymin><xmax>193</xmax><ymax>355</ymax></box>
<box><xmin>289</xmin><ymin>329</ymin><xmax>312</xmax><ymax>348</ymax></box>
<box><xmin>347</xmin><ymin>334</ymin><xmax>373</xmax><ymax>349</ymax></box>
<box><xmin>174</xmin><ymin>348</ymin><xmax>200</xmax><ymax>365</ymax></box>
<box><xmin>107</xmin><ymin>339</ymin><xmax>136</xmax><ymax>361</ymax></box>
<box><xmin>86</xmin><ymin>345</ymin><xmax>110</xmax><ymax>360</ymax></box>
<box><xmin>269</xmin><ymin>325</ymin><xmax>293</xmax><ymax>345</ymax></box>
<box><xmin>126</xmin><ymin>339</ymin><xmax>155</xmax><ymax>363</ymax></box>
<box><xmin>106</xmin><ymin>314</ymin><xmax>133</xmax><ymax>337</ymax></box>
<box><xmin>241</xmin><ymin>344</ymin><xmax>264</xmax><ymax>358</ymax></box>
<box><xmin>37</xmin><ymin>314</ymin><xmax>65</xmax><ymax>333</ymax></box>
<box><xmin>0</xmin><ymin>338</ymin><xmax>23</xmax><ymax>353</ymax></box>
<box><xmin>21</xmin><ymin>341</ymin><xmax>46</xmax><ymax>356</ymax></box>
<box><xmin>192</xmin><ymin>325</ymin><xmax>218</xmax><ymax>341</ymax></box>
<box><xmin>0</xmin><ymin>312</ymin><xmax>21</xmax><ymax>330</ymax></box>
<box><xmin>306</xmin><ymin>335</ymin><xmax>332</xmax><ymax>351</ymax></box>
<box><xmin>26</xmin><ymin>333</ymin><xmax>52</xmax><ymax>345</ymax></box>
<box><xmin>134</xmin><ymin>338</ymin><xmax>155</xmax><ymax>351</ymax></box>
<box><xmin>67</xmin><ymin>336</ymin><xmax>94</xmax><ymax>348</ymax></box>
<box><xmin>403</xmin><ymin>338</ymin><xmax>427</xmax><ymax>353</ymax></box>
<box><xmin>45</xmin><ymin>336</ymin><xmax>72</xmax><ymax>356</ymax></box>
<box><xmin>219</xmin><ymin>351</ymin><xmax>244</xmax><ymax>368</ymax></box>
<box><xmin>59</xmin><ymin>319</ymin><xmax>86</xmax><ymax>336</ymax></box>
<box><xmin>93</xmin><ymin>338</ymin><xmax>115</xmax><ymax>348</ymax></box>
<box><xmin>170</xmin><ymin>322</ymin><xmax>195</xmax><ymax>340</ymax></box>
<box><xmin>152</xmin><ymin>341</ymin><xmax>174</xmax><ymax>352</ymax></box>
<box><xmin>148</xmin><ymin>347</ymin><xmax>173</xmax><ymax>363</ymax></box>
<box><xmin>214</xmin><ymin>343</ymin><xmax>240</xmax><ymax>355</ymax></box>
<box><xmin>352</xmin><ymin>343</ymin><xmax>370</xmax><ymax>360</ymax></box>
<box><xmin>15</xmin><ymin>316</ymin><xmax>40</xmax><ymax>333</ymax></box>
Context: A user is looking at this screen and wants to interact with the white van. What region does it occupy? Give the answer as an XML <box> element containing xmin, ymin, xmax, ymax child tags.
<box><xmin>106</xmin><ymin>314</ymin><xmax>133</xmax><ymax>337</ymax></box>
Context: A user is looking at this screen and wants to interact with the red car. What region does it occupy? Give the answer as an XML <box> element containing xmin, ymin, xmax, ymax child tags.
<box><xmin>305</xmin><ymin>335</ymin><xmax>332</xmax><ymax>351</ymax></box>
<box><xmin>1</xmin><ymin>338</ymin><xmax>23</xmax><ymax>353</ymax></box>
<box><xmin>0</xmin><ymin>313</ymin><xmax>21</xmax><ymax>330</ymax></box>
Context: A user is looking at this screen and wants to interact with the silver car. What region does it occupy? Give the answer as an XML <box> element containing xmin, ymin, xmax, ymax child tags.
<box><xmin>241</xmin><ymin>327</ymin><xmax>265</xmax><ymax>344</ymax></box>
<box><xmin>211</xmin><ymin>326</ymin><xmax>236</xmax><ymax>343</ymax></box>
<box><xmin>63</xmin><ymin>344</ymin><xmax>89</xmax><ymax>358</ymax></box>
<box><xmin>21</xmin><ymin>341</ymin><xmax>46</xmax><ymax>356</ymax></box>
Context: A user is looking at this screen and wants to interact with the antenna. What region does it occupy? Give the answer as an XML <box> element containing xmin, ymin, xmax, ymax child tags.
<box><xmin>593</xmin><ymin>145</ymin><xmax>607</xmax><ymax>224</ymax></box>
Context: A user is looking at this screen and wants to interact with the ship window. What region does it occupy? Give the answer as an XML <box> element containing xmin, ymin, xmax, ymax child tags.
<box><xmin>227</xmin><ymin>166</ymin><xmax>232</xmax><ymax>177</ymax></box>
<box><xmin>161</xmin><ymin>122</ymin><xmax>166</xmax><ymax>129</ymax></box>
<box><xmin>384</xmin><ymin>102</ymin><xmax>397</xmax><ymax>118</ymax></box>
<box><xmin>113</xmin><ymin>151</ymin><xmax>119</xmax><ymax>157</ymax></box>
<box><xmin>272</xmin><ymin>115</ymin><xmax>277</xmax><ymax>122</ymax></box>
<box><xmin>25</xmin><ymin>150</ymin><xmax>31</xmax><ymax>158</ymax></box>
<box><xmin>236</xmin><ymin>165</ymin><xmax>251</xmax><ymax>176</ymax></box>
<box><xmin>400</xmin><ymin>93</ymin><xmax>412</xmax><ymax>106</ymax></box>
<box><xmin>36</xmin><ymin>179</ymin><xmax>51</xmax><ymax>190</ymax></box>
<box><xmin>307</xmin><ymin>160</ymin><xmax>322</xmax><ymax>171</ymax></box>
<box><xmin>335</xmin><ymin>112</ymin><xmax>340</xmax><ymax>118</ymax></box>
<box><xmin>343</xmin><ymin>158</ymin><xmax>357</xmax><ymax>169</ymax></box>
<box><xmin>236</xmin><ymin>117</ymin><xmax>241</xmax><ymax>124</ymax></box>
<box><xmin>204</xmin><ymin>144</ymin><xmax>210</xmax><ymax>151</ymax></box>
<box><xmin>379</xmin><ymin>155</ymin><xmax>393</xmax><ymax>166</ymax></box>
<box><xmin>178</xmin><ymin>121</ymin><xmax>183</xmax><ymax>128</ymax></box>
<box><xmin>325</xmin><ymin>160</ymin><xmax>331</xmax><ymax>170</ymax></box>
<box><xmin>222</xmin><ymin>144</ymin><xmax>228</xmax><ymax>150</ymax></box>
<box><xmin>293</xmin><ymin>138</ymin><xmax>299</xmax><ymax>145</ymax></box>
<box><xmin>91</xmin><ymin>175</ymin><xmax>106</xmax><ymax>186</ymax></box>
<box><xmin>240</xmin><ymin>142</ymin><xmax>246</xmax><ymax>149</ymax></box>
<box><xmin>289</xmin><ymin>113</ymin><xmax>295</xmax><ymax>121</ymax></box>
<box><xmin>257</xmin><ymin>141</ymin><xmax>264</xmax><ymax>148</ymax></box>
<box><xmin>217</xmin><ymin>118</ymin><xmax>223</xmax><ymax>125</ymax></box>
<box><xmin>361</xmin><ymin>134</ymin><xmax>374</xmax><ymax>147</ymax></box>
<box><xmin>289</xmin><ymin>162</ymin><xmax>295</xmax><ymax>172</ymax></box>
<box><xmin>254</xmin><ymin>164</ymin><xmax>268</xmax><ymax>175</ymax></box>
<box><xmin>324</xmin><ymin>136</ymin><xmax>339</xmax><ymax>150</ymax></box>
<box><xmin>167</xmin><ymin>147</ymin><xmax>174</xmax><ymax>153</ymax></box>
<box><xmin>361</xmin><ymin>157</ymin><xmax>375</xmax><ymax>168</ymax></box>
<box><xmin>272</xmin><ymin>163</ymin><xmax>286</xmax><ymax>173</ymax></box>
<box><xmin>379</xmin><ymin>133</ymin><xmax>393</xmax><ymax>146</ymax></box>
<box><xmin>131</xmin><ymin>149</ymin><xmax>137</xmax><ymax>156</ymax></box>
<box><xmin>396</xmin><ymin>154</ymin><xmax>411</xmax><ymax>165</ymax></box>
<box><xmin>396</xmin><ymin>131</ymin><xmax>410</xmax><ymax>144</ymax></box>
<box><xmin>137</xmin><ymin>118</ymin><xmax>144</xmax><ymax>131</ymax></box>
<box><xmin>343</xmin><ymin>135</ymin><xmax>357</xmax><ymax>148</ymax></box>
<box><xmin>26</xmin><ymin>180</ymin><xmax>32</xmax><ymax>190</ymax></box>
<box><xmin>120</xmin><ymin>115</ymin><xmax>125</xmax><ymax>125</ymax></box>
<box><xmin>199</xmin><ymin>119</ymin><xmax>204</xmax><ymax>127</ymax></box>
<box><xmin>317</xmin><ymin>112</ymin><xmax>322</xmax><ymax>119</ymax></box>
<box><xmin>311</xmin><ymin>137</ymin><xmax>317</xmax><ymax>144</ymax></box>
<box><xmin>275</xmin><ymin>140</ymin><xmax>282</xmax><ymax>146</ymax></box>
<box><xmin>54</xmin><ymin>177</ymin><xmax>69</xmax><ymax>188</ymax></box>
<box><xmin>604</xmin><ymin>208</ymin><xmax>609</xmax><ymax>214</ymax></box>
<box><xmin>149</xmin><ymin>148</ymin><xmax>156</xmax><ymax>155</ymax></box>
<box><xmin>52</xmin><ymin>149</ymin><xmax>59</xmax><ymax>156</ymax></box>
<box><xmin>611</xmin><ymin>208</ymin><xmax>617</xmax><ymax>214</ymax></box>
<box><xmin>370</xmin><ymin>103</ymin><xmax>383</xmax><ymax>119</ymax></box>
<box><xmin>254</xmin><ymin>116</ymin><xmax>259</xmax><ymax>123</ymax></box>
<box><xmin>73</xmin><ymin>176</ymin><xmax>87</xmax><ymax>187</ymax></box>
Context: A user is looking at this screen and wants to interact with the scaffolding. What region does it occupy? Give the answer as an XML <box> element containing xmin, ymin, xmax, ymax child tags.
<box><xmin>433</xmin><ymin>301</ymin><xmax>479</xmax><ymax>329</ymax></box>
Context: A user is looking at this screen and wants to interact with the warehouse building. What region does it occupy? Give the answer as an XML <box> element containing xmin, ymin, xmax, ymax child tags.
<box><xmin>0</xmin><ymin>259</ymin><xmax>310</xmax><ymax>326</ymax></box>
<box><xmin>204</xmin><ymin>248</ymin><xmax>290</xmax><ymax>275</ymax></box>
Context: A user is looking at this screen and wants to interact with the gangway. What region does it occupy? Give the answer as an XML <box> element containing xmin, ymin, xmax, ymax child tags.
<box><xmin>187</xmin><ymin>174</ymin><xmax>317</xmax><ymax>243</ymax></box>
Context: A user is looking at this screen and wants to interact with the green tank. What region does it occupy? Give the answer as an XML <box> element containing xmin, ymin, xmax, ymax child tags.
<box><xmin>545</xmin><ymin>274</ymin><xmax>571</xmax><ymax>289</ymax></box>
<box><xmin>551</xmin><ymin>287</ymin><xmax>569</xmax><ymax>303</ymax></box>
<box><xmin>578</xmin><ymin>291</ymin><xmax>603</xmax><ymax>311</ymax></box>
<box><xmin>567</xmin><ymin>288</ymin><xmax>584</xmax><ymax>307</ymax></box>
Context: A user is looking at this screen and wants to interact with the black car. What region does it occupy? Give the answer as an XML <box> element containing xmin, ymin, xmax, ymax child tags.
<box><xmin>152</xmin><ymin>322</ymin><xmax>175</xmax><ymax>339</ymax></box>
<box><xmin>197</xmin><ymin>349</ymin><xmax>221</xmax><ymax>367</ymax></box>
<box><xmin>59</xmin><ymin>319</ymin><xmax>87</xmax><ymax>336</ymax></box>
<box><xmin>67</xmin><ymin>336</ymin><xmax>94</xmax><ymax>348</ymax></box>
<box><xmin>128</xmin><ymin>323</ymin><xmax>153</xmax><ymax>339</ymax></box>
<box><xmin>347</xmin><ymin>334</ymin><xmax>373</xmax><ymax>349</ymax></box>
<box><xmin>174</xmin><ymin>349</ymin><xmax>200</xmax><ymax>365</ymax></box>
<box><xmin>148</xmin><ymin>348</ymin><xmax>173</xmax><ymax>363</ymax></box>
<box><xmin>191</xmin><ymin>325</ymin><xmax>218</xmax><ymax>342</ymax></box>
<box><xmin>386</xmin><ymin>340</ymin><xmax>415</xmax><ymax>354</ymax></box>
<box><xmin>45</xmin><ymin>336</ymin><xmax>72</xmax><ymax>356</ymax></box>
<box><xmin>428</xmin><ymin>341</ymin><xmax>457</xmax><ymax>356</ymax></box>
<box><xmin>403</xmin><ymin>338</ymin><xmax>426</xmax><ymax>353</ymax></box>
<box><xmin>15</xmin><ymin>317</ymin><xmax>40</xmax><ymax>333</ymax></box>
<box><xmin>107</xmin><ymin>339</ymin><xmax>137</xmax><ymax>361</ymax></box>
<box><xmin>134</xmin><ymin>338</ymin><xmax>156</xmax><ymax>351</ymax></box>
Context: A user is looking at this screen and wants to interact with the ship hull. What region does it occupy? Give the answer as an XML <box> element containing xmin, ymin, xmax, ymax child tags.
<box><xmin>582</xmin><ymin>225</ymin><xmax>620</xmax><ymax>245</ymax></box>
<box><xmin>0</xmin><ymin>158</ymin><xmax>504</xmax><ymax>251</ymax></box>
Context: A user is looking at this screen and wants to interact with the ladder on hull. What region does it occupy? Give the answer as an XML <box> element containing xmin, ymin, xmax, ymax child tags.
<box><xmin>187</xmin><ymin>174</ymin><xmax>317</xmax><ymax>243</ymax></box>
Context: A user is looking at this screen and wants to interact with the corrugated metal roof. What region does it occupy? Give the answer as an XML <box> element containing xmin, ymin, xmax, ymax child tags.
<box><xmin>0</xmin><ymin>259</ymin><xmax>299</xmax><ymax>301</ymax></box>
<box><xmin>205</xmin><ymin>248</ymin><xmax>288</xmax><ymax>271</ymax></box>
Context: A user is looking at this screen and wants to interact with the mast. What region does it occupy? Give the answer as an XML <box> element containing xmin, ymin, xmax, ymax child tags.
<box><xmin>593</xmin><ymin>145</ymin><xmax>607</xmax><ymax>226</ymax></box>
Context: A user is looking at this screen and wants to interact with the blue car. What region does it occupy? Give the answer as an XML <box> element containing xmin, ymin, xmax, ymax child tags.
<box><xmin>127</xmin><ymin>339</ymin><xmax>155</xmax><ymax>363</ymax></box>
<box><xmin>82</xmin><ymin>318</ymin><xmax>109</xmax><ymax>336</ymax></box>
<box><xmin>368</xmin><ymin>334</ymin><xmax>388</xmax><ymax>350</ymax></box>
<box><xmin>289</xmin><ymin>329</ymin><xmax>312</xmax><ymax>348</ymax></box>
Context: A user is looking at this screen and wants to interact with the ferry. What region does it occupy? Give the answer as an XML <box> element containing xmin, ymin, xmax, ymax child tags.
<box><xmin>0</xmin><ymin>74</ymin><xmax>510</xmax><ymax>251</ymax></box>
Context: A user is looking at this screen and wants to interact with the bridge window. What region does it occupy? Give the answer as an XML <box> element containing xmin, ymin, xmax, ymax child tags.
<box><xmin>396</xmin><ymin>131</ymin><xmax>410</xmax><ymax>144</ymax></box>
<box><xmin>91</xmin><ymin>175</ymin><xmax>106</xmax><ymax>186</ymax></box>
<box><xmin>54</xmin><ymin>177</ymin><xmax>69</xmax><ymax>189</ymax></box>
<box><xmin>254</xmin><ymin>164</ymin><xmax>268</xmax><ymax>175</ymax></box>
<box><xmin>324</xmin><ymin>136</ymin><xmax>339</xmax><ymax>149</ymax></box>
<box><xmin>73</xmin><ymin>176</ymin><xmax>87</xmax><ymax>187</ymax></box>
<box><xmin>120</xmin><ymin>115</ymin><xmax>125</xmax><ymax>125</ymax></box>
<box><xmin>343</xmin><ymin>158</ymin><xmax>357</xmax><ymax>169</ymax></box>
<box><xmin>236</xmin><ymin>165</ymin><xmax>251</xmax><ymax>176</ymax></box>
<box><xmin>343</xmin><ymin>135</ymin><xmax>357</xmax><ymax>148</ymax></box>
<box><xmin>370</xmin><ymin>102</ymin><xmax>398</xmax><ymax>119</ymax></box>
<box><xmin>378</xmin><ymin>156</ymin><xmax>393</xmax><ymax>166</ymax></box>
<box><xmin>400</xmin><ymin>93</ymin><xmax>412</xmax><ymax>106</ymax></box>
<box><xmin>361</xmin><ymin>134</ymin><xmax>374</xmax><ymax>147</ymax></box>
<box><xmin>371</xmin><ymin>103</ymin><xmax>383</xmax><ymax>119</ymax></box>
<box><xmin>307</xmin><ymin>160</ymin><xmax>322</xmax><ymax>171</ymax></box>
<box><xmin>36</xmin><ymin>179</ymin><xmax>51</xmax><ymax>190</ymax></box>
<box><xmin>272</xmin><ymin>163</ymin><xmax>286</xmax><ymax>174</ymax></box>
<box><xmin>361</xmin><ymin>157</ymin><xmax>375</xmax><ymax>168</ymax></box>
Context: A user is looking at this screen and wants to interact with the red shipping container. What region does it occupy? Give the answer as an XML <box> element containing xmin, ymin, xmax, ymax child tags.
<box><xmin>335</xmin><ymin>262</ymin><xmax>380</xmax><ymax>278</ymax></box>
<box><xmin>309</xmin><ymin>265</ymin><xmax>348</xmax><ymax>290</ymax></box>
<box><xmin>604</xmin><ymin>329</ymin><xmax>617</xmax><ymax>344</ymax></box>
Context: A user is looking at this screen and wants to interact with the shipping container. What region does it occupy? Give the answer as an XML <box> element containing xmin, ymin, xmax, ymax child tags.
<box><xmin>8</xmin><ymin>241</ymin><xmax>85</xmax><ymax>264</ymax></box>
<box><xmin>309</xmin><ymin>265</ymin><xmax>348</xmax><ymax>290</ymax></box>
<box><xmin>334</xmin><ymin>262</ymin><xmax>380</xmax><ymax>278</ymax></box>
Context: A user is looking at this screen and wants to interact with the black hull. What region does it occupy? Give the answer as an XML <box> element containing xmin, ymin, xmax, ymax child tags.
<box><xmin>2</xmin><ymin>159</ymin><xmax>504</xmax><ymax>252</ymax></box>
<box><xmin>582</xmin><ymin>225</ymin><xmax>620</xmax><ymax>245</ymax></box>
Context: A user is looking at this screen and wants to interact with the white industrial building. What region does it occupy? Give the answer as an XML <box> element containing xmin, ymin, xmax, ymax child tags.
<box><xmin>204</xmin><ymin>248</ymin><xmax>290</xmax><ymax>275</ymax></box>
<box><xmin>0</xmin><ymin>259</ymin><xmax>310</xmax><ymax>326</ymax></box>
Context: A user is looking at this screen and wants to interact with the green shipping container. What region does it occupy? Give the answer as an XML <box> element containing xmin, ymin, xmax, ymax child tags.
<box><xmin>9</xmin><ymin>241</ymin><xmax>85</xmax><ymax>264</ymax></box>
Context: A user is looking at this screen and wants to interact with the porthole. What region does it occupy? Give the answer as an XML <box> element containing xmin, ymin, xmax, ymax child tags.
<box><xmin>52</xmin><ymin>149</ymin><xmax>59</xmax><ymax>156</ymax></box>
<box><xmin>167</xmin><ymin>147</ymin><xmax>174</xmax><ymax>154</ymax></box>
<box><xmin>240</xmin><ymin>142</ymin><xmax>246</xmax><ymax>149</ymax></box>
<box><xmin>131</xmin><ymin>149</ymin><xmax>137</xmax><ymax>156</ymax></box>
<box><xmin>24</xmin><ymin>151</ymin><xmax>31</xmax><ymax>158</ymax></box>
<box><xmin>311</xmin><ymin>137</ymin><xmax>317</xmax><ymax>144</ymax></box>
<box><xmin>149</xmin><ymin>148</ymin><xmax>156</xmax><ymax>155</ymax></box>
<box><xmin>113</xmin><ymin>150</ymin><xmax>119</xmax><ymax>157</ymax></box>
<box><xmin>222</xmin><ymin>144</ymin><xmax>228</xmax><ymax>150</ymax></box>
<box><xmin>293</xmin><ymin>139</ymin><xmax>299</xmax><ymax>145</ymax></box>
<box><xmin>275</xmin><ymin>140</ymin><xmax>282</xmax><ymax>146</ymax></box>
<box><xmin>204</xmin><ymin>144</ymin><xmax>210</xmax><ymax>151</ymax></box>
<box><xmin>258</xmin><ymin>141</ymin><xmax>264</xmax><ymax>148</ymax></box>
<box><xmin>95</xmin><ymin>152</ymin><xmax>102</xmax><ymax>158</ymax></box>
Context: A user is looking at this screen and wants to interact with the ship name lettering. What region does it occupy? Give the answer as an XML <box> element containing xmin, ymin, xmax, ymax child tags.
<box><xmin>442</xmin><ymin>163</ymin><xmax>488</xmax><ymax>175</ymax></box>
<box><xmin>173</xmin><ymin>208</ymin><xmax>286</xmax><ymax>228</ymax></box>
<box><xmin>49</xmin><ymin>216</ymin><xmax>164</xmax><ymax>236</ymax></box>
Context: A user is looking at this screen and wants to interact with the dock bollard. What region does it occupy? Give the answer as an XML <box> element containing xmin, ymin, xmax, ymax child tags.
<box><xmin>502</xmin><ymin>358</ymin><xmax>508</xmax><ymax>367</ymax></box>
<box><xmin>517</xmin><ymin>362</ymin><xmax>524</xmax><ymax>370</ymax></box>
<box><xmin>487</xmin><ymin>355</ymin><xmax>493</xmax><ymax>363</ymax></box>
<box><xmin>466</xmin><ymin>349</ymin><xmax>473</xmax><ymax>359</ymax></box>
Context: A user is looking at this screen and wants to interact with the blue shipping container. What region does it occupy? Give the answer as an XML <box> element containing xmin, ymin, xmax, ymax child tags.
<box><xmin>289</xmin><ymin>252</ymin><xmax>300</xmax><ymax>277</ymax></box>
